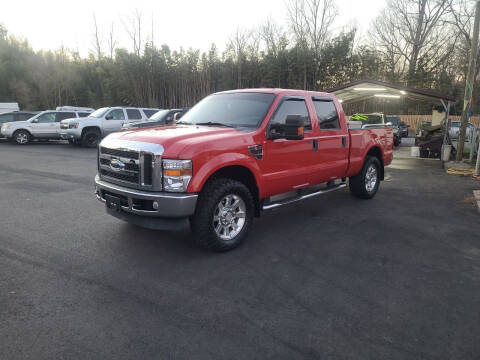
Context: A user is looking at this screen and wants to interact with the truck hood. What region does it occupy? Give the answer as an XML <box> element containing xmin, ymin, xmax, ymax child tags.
<box><xmin>104</xmin><ymin>125</ymin><xmax>241</xmax><ymax>158</ymax></box>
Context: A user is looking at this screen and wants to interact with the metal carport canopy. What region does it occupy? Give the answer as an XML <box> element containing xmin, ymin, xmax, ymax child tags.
<box><xmin>324</xmin><ymin>79</ymin><xmax>456</xmax><ymax>105</ymax></box>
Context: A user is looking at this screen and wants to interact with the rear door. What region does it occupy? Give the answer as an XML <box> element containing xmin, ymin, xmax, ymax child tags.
<box><xmin>311</xmin><ymin>97</ymin><xmax>349</xmax><ymax>184</ymax></box>
<box><xmin>102</xmin><ymin>109</ymin><xmax>126</xmax><ymax>134</ymax></box>
<box><xmin>260</xmin><ymin>96</ymin><xmax>319</xmax><ymax>196</ymax></box>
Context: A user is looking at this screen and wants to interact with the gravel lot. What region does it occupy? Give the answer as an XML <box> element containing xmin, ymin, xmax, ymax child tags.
<box><xmin>1</xmin><ymin>140</ymin><xmax>479</xmax><ymax>360</ymax></box>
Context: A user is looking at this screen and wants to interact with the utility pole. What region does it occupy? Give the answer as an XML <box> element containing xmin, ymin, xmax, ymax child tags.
<box><xmin>457</xmin><ymin>0</ymin><xmax>480</xmax><ymax>162</ymax></box>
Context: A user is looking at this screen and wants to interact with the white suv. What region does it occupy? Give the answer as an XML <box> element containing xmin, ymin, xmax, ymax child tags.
<box><xmin>59</xmin><ymin>107</ymin><xmax>160</xmax><ymax>147</ymax></box>
<box><xmin>0</xmin><ymin>110</ymin><xmax>92</xmax><ymax>144</ymax></box>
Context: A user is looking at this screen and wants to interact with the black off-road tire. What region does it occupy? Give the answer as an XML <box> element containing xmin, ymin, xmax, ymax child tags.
<box><xmin>13</xmin><ymin>130</ymin><xmax>31</xmax><ymax>145</ymax></box>
<box><xmin>349</xmin><ymin>156</ymin><xmax>381</xmax><ymax>199</ymax></box>
<box><xmin>82</xmin><ymin>130</ymin><xmax>100</xmax><ymax>148</ymax></box>
<box><xmin>190</xmin><ymin>178</ymin><xmax>254</xmax><ymax>252</ymax></box>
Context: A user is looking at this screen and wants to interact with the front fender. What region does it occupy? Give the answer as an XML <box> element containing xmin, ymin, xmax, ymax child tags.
<box><xmin>188</xmin><ymin>152</ymin><xmax>262</xmax><ymax>193</ymax></box>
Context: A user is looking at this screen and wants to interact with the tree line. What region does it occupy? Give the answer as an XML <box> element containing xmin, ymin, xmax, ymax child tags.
<box><xmin>0</xmin><ymin>0</ymin><xmax>478</xmax><ymax>114</ymax></box>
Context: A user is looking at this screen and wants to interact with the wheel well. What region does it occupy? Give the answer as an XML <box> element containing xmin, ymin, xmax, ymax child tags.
<box><xmin>367</xmin><ymin>146</ymin><xmax>384</xmax><ymax>180</ymax></box>
<box><xmin>81</xmin><ymin>126</ymin><xmax>101</xmax><ymax>137</ymax></box>
<box><xmin>207</xmin><ymin>165</ymin><xmax>261</xmax><ymax>217</ymax></box>
<box><xmin>13</xmin><ymin>128</ymin><xmax>31</xmax><ymax>136</ymax></box>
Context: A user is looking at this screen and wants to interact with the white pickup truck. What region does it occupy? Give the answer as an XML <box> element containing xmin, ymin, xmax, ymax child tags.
<box><xmin>59</xmin><ymin>107</ymin><xmax>160</xmax><ymax>147</ymax></box>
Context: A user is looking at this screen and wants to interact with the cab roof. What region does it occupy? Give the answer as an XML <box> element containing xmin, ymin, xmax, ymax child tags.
<box><xmin>216</xmin><ymin>88</ymin><xmax>336</xmax><ymax>98</ymax></box>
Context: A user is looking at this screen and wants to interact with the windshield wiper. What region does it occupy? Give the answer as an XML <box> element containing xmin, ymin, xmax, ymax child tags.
<box><xmin>175</xmin><ymin>121</ymin><xmax>193</xmax><ymax>125</ymax></box>
<box><xmin>195</xmin><ymin>122</ymin><xmax>234</xmax><ymax>128</ymax></box>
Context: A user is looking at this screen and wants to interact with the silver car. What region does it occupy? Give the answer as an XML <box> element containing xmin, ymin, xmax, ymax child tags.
<box><xmin>448</xmin><ymin>121</ymin><xmax>476</xmax><ymax>140</ymax></box>
<box><xmin>0</xmin><ymin>110</ymin><xmax>92</xmax><ymax>144</ymax></box>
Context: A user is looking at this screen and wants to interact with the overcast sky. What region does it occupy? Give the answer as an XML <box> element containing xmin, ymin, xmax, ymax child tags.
<box><xmin>1</xmin><ymin>0</ymin><xmax>386</xmax><ymax>56</ymax></box>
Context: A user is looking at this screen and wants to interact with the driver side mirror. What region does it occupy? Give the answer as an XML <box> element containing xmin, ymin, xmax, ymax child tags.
<box><xmin>105</xmin><ymin>114</ymin><xmax>113</xmax><ymax>120</ymax></box>
<box><xmin>269</xmin><ymin>115</ymin><xmax>305</xmax><ymax>140</ymax></box>
<box><xmin>386</xmin><ymin>122</ymin><xmax>392</xmax><ymax>126</ymax></box>
<box><xmin>31</xmin><ymin>118</ymin><xmax>38</xmax><ymax>123</ymax></box>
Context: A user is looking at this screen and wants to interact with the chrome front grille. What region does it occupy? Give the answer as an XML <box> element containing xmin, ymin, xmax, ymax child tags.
<box><xmin>98</xmin><ymin>138</ymin><xmax>165</xmax><ymax>191</ymax></box>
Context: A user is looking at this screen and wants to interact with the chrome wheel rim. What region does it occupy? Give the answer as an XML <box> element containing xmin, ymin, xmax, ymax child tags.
<box><xmin>16</xmin><ymin>132</ymin><xmax>28</xmax><ymax>144</ymax></box>
<box><xmin>213</xmin><ymin>194</ymin><xmax>246</xmax><ymax>241</ymax></box>
<box><xmin>365</xmin><ymin>164</ymin><xmax>378</xmax><ymax>193</ymax></box>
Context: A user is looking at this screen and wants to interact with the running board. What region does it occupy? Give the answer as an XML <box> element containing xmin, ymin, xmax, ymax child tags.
<box><xmin>262</xmin><ymin>183</ymin><xmax>347</xmax><ymax>211</ymax></box>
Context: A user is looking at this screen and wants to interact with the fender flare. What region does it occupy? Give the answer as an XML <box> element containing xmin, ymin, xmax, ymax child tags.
<box><xmin>188</xmin><ymin>153</ymin><xmax>262</xmax><ymax>193</ymax></box>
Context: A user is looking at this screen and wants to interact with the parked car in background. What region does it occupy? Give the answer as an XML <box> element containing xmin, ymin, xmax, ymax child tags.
<box><xmin>448</xmin><ymin>121</ymin><xmax>476</xmax><ymax>140</ymax></box>
<box><xmin>0</xmin><ymin>103</ymin><xmax>19</xmax><ymax>114</ymax></box>
<box><xmin>386</xmin><ymin>115</ymin><xmax>409</xmax><ymax>137</ymax></box>
<box><xmin>122</xmin><ymin>108</ymin><xmax>188</xmax><ymax>130</ymax></box>
<box><xmin>95</xmin><ymin>89</ymin><xmax>393</xmax><ymax>252</ymax></box>
<box><xmin>59</xmin><ymin>107</ymin><xmax>161</xmax><ymax>147</ymax></box>
<box><xmin>0</xmin><ymin>111</ymin><xmax>37</xmax><ymax>138</ymax></box>
<box><xmin>0</xmin><ymin>110</ymin><xmax>93</xmax><ymax>144</ymax></box>
<box><xmin>56</xmin><ymin>106</ymin><xmax>95</xmax><ymax>112</ymax></box>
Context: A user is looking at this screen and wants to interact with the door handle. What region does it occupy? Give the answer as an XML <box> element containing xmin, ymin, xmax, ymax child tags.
<box><xmin>341</xmin><ymin>136</ymin><xmax>346</xmax><ymax>148</ymax></box>
<box><xmin>313</xmin><ymin>139</ymin><xmax>318</xmax><ymax>152</ymax></box>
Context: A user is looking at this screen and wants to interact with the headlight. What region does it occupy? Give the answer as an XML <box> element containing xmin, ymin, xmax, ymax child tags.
<box><xmin>162</xmin><ymin>159</ymin><xmax>192</xmax><ymax>192</ymax></box>
<box><xmin>69</xmin><ymin>123</ymin><xmax>79</xmax><ymax>129</ymax></box>
<box><xmin>4</xmin><ymin>124</ymin><xmax>11</xmax><ymax>129</ymax></box>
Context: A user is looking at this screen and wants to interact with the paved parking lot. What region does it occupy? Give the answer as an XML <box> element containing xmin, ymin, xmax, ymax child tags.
<box><xmin>1</xmin><ymin>140</ymin><xmax>479</xmax><ymax>360</ymax></box>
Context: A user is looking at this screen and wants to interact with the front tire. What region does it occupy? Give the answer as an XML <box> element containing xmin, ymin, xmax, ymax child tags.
<box><xmin>349</xmin><ymin>156</ymin><xmax>381</xmax><ymax>199</ymax></box>
<box><xmin>190</xmin><ymin>178</ymin><xmax>254</xmax><ymax>252</ymax></box>
<box><xmin>82</xmin><ymin>130</ymin><xmax>100</xmax><ymax>148</ymax></box>
<box><xmin>13</xmin><ymin>130</ymin><xmax>31</xmax><ymax>145</ymax></box>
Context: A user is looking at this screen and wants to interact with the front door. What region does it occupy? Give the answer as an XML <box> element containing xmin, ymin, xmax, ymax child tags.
<box><xmin>31</xmin><ymin>112</ymin><xmax>57</xmax><ymax>137</ymax></box>
<box><xmin>260</xmin><ymin>97</ymin><xmax>318</xmax><ymax>197</ymax></box>
<box><xmin>102</xmin><ymin>109</ymin><xmax>126</xmax><ymax>135</ymax></box>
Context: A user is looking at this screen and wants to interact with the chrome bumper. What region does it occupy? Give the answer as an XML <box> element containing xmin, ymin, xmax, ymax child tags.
<box><xmin>94</xmin><ymin>174</ymin><xmax>198</xmax><ymax>218</ymax></box>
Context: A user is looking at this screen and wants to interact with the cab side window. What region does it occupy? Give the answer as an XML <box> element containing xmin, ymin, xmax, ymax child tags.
<box><xmin>36</xmin><ymin>113</ymin><xmax>56</xmax><ymax>123</ymax></box>
<box><xmin>126</xmin><ymin>109</ymin><xmax>142</xmax><ymax>120</ymax></box>
<box><xmin>270</xmin><ymin>98</ymin><xmax>312</xmax><ymax>131</ymax></box>
<box><xmin>106</xmin><ymin>109</ymin><xmax>125</xmax><ymax>120</ymax></box>
<box><xmin>313</xmin><ymin>100</ymin><xmax>340</xmax><ymax>130</ymax></box>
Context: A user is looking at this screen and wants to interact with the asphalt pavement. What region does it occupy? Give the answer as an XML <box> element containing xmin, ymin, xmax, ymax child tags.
<box><xmin>1</xmin><ymin>139</ymin><xmax>479</xmax><ymax>360</ymax></box>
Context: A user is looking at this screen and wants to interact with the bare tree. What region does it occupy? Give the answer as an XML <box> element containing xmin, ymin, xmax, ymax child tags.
<box><xmin>372</xmin><ymin>0</ymin><xmax>454</xmax><ymax>86</ymax></box>
<box><xmin>287</xmin><ymin>0</ymin><xmax>337</xmax><ymax>88</ymax></box>
<box><xmin>91</xmin><ymin>14</ymin><xmax>103</xmax><ymax>60</ymax></box>
<box><xmin>228</xmin><ymin>27</ymin><xmax>250</xmax><ymax>88</ymax></box>
<box><xmin>107</xmin><ymin>22</ymin><xmax>117</xmax><ymax>59</ymax></box>
<box><xmin>123</xmin><ymin>9</ymin><xmax>143</xmax><ymax>56</ymax></box>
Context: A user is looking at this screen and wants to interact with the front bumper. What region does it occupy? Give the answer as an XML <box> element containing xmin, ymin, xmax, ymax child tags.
<box><xmin>95</xmin><ymin>175</ymin><xmax>198</xmax><ymax>229</ymax></box>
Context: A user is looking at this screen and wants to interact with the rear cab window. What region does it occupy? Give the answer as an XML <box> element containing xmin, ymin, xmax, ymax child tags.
<box><xmin>312</xmin><ymin>98</ymin><xmax>340</xmax><ymax>130</ymax></box>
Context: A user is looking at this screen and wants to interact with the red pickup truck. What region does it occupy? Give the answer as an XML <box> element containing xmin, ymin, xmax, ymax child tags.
<box><xmin>95</xmin><ymin>89</ymin><xmax>393</xmax><ymax>251</ymax></box>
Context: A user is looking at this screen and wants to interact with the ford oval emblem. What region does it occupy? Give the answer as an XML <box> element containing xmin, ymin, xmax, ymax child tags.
<box><xmin>110</xmin><ymin>158</ymin><xmax>125</xmax><ymax>171</ymax></box>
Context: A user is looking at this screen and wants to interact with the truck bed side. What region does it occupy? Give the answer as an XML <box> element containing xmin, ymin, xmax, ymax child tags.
<box><xmin>347</xmin><ymin>127</ymin><xmax>393</xmax><ymax>177</ymax></box>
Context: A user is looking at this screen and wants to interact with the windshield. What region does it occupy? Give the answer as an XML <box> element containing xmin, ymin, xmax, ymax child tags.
<box><xmin>89</xmin><ymin>107</ymin><xmax>109</xmax><ymax>118</ymax></box>
<box><xmin>149</xmin><ymin>110</ymin><xmax>169</xmax><ymax>121</ymax></box>
<box><xmin>351</xmin><ymin>114</ymin><xmax>384</xmax><ymax>125</ymax></box>
<box><xmin>178</xmin><ymin>92</ymin><xmax>276</xmax><ymax>128</ymax></box>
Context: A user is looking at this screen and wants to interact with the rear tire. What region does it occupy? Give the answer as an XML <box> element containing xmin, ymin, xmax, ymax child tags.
<box><xmin>13</xmin><ymin>130</ymin><xmax>31</xmax><ymax>145</ymax></box>
<box><xmin>349</xmin><ymin>156</ymin><xmax>381</xmax><ymax>199</ymax></box>
<box><xmin>190</xmin><ymin>178</ymin><xmax>254</xmax><ymax>252</ymax></box>
<box><xmin>82</xmin><ymin>130</ymin><xmax>100</xmax><ymax>148</ymax></box>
